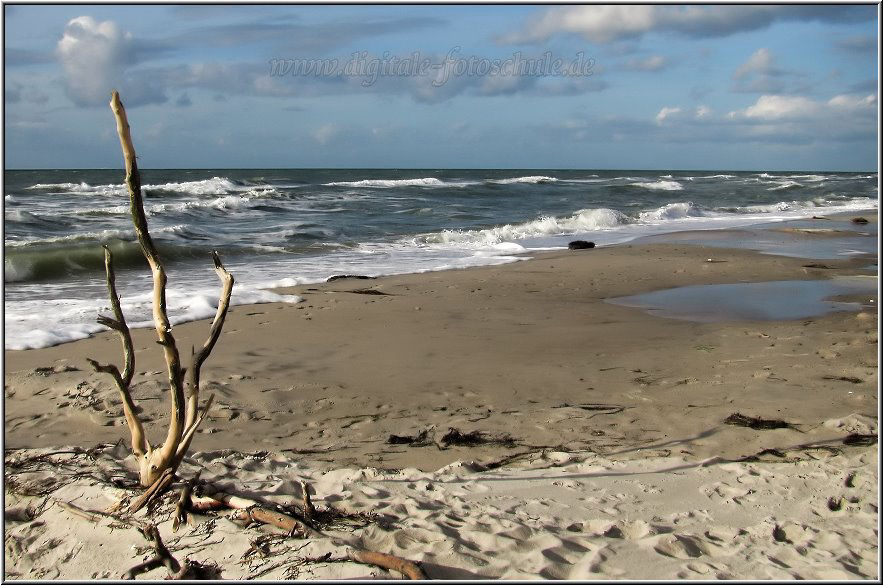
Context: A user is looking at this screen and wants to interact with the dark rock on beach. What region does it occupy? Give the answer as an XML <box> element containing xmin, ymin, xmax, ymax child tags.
<box><xmin>851</xmin><ymin>217</ymin><xmax>869</xmax><ymax>224</ymax></box>
<box><xmin>568</xmin><ymin>240</ymin><xmax>596</xmax><ymax>250</ymax></box>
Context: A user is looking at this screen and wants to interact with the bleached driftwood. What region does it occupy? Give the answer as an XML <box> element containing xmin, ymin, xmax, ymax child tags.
<box><xmin>88</xmin><ymin>91</ymin><xmax>234</xmax><ymax>490</ymax></box>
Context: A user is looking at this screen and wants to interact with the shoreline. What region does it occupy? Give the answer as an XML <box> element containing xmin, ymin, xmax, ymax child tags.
<box><xmin>3</xmin><ymin>206</ymin><xmax>877</xmax><ymax>352</ymax></box>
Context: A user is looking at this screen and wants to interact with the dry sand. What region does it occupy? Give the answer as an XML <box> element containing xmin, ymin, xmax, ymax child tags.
<box><xmin>3</xmin><ymin>229</ymin><xmax>879</xmax><ymax>579</ymax></box>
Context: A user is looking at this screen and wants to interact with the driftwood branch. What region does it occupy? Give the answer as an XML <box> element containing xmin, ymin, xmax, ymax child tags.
<box><xmin>173</xmin><ymin>471</ymin><xmax>201</xmax><ymax>532</ymax></box>
<box><xmin>56</xmin><ymin>499</ymin><xmax>142</xmax><ymax>530</ymax></box>
<box><xmin>110</xmin><ymin>90</ymin><xmax>186</xmax><ymax>481</ymax></box>
<box><xmin>348</xmin><ymin>549</ymin><xmax>428</xmax><ymax>580</ymax></box>
<box><xmin>88</xmin><ymin>246</ymin><xmax>149</xmax><ymax>459</ymax></box>
<box><xmin>196</xmin><ymin>483</ymin><xmax>316</xmax><ymax>537</ymax></box>
<box><xmin>302</xmin><ymin>482</ymin><xmax>317</xmax><ymax>522</ymax></box>
<box><xmin>122</xmin><ymin>523</ymin><xmax>180</xmax><ymax>579</ymax></box>
<box><xmin>86</xmin><ymin>91</ymin><xmax>234</xmax><ymax>488</ymax></box>
<box><xmin>100</xmin><ymin>245</ymin><xmax>135</xmax><ymax>386</ymax></box>
<box><xmin>128</xmin><ymin>467</ymin><xmax>175</xmax><ymax>514</ymax></box>
<box><xmin>189</xmin><ymin>496</ymin><xmax>228</xmax><ymax>512</ymax></box>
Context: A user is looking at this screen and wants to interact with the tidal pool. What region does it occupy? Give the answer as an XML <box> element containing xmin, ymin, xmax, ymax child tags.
<box><xmin>607</xmin><ymin>276</ymin><xmax>877</xmax><ymax>322</ymax></box>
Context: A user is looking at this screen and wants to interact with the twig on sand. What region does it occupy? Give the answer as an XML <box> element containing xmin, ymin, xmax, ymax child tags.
<box><xmin>196</xmin><ymin>483</ymin><xmax>316</xmax><ymax>537</ymax></box>
<box><xmin>173</xmin><ymin>471</ymin><xmax>201</xmax><ymax>532</ymax></box>
<box><xmin>348</xmin><ymin>548</ymin><xmax>428</xmax><ymax>580</ymax></box>
<box><xmin>127</xmin><ymin>467</ymin><xmax>176</xmax><ymax>514</ymax></box>
<box><xmin>302</xmin><ymin>481</ymin><xmax>317</xmax><ymax>521</ymax></box>
<box><xmin>55</xmin><ymin>499</ymin><xmax>139</xmax><ymax>530</ymax></box>
<box><xmin>123</xmin><ymin>523</ymin><xmax>180</xmax><ymax>579</ymax></box>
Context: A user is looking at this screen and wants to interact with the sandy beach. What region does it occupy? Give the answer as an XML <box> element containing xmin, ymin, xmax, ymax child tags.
<box><xmin>4</xmin><ymin>221</ymin><xmax>879</xmax><ymax>579</ymax></box>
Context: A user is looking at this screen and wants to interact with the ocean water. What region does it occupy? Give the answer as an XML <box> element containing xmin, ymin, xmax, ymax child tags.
<box><xmin>3</xmin><ymin>168</ymin><xmax>878</xmax><ymax>350</ymax></box>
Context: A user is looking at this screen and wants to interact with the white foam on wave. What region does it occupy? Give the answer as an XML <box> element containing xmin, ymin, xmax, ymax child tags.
<box><xmin>415</xmin><ymin>208</ymin><xmax>627</xmax><ymax>248</ymax></box>
<box><xmin>27</xmin><ymin>182</ymin><xmax>92</xmax><ymax>191</ymax></box>
<box><xmin>629</xmin><ymin>180</ymin><xmax>684</xmax><ymax>191</ymax></box>
<box><xmin>73</xmin><ymin>191</ymin><xmax>277</xmax><ymax>218</ymax></box>
<box><xmin>638</xmin><ymin>202</ymin><xmax>704</xmax><ymax>222</ymax></box>
<box><xmin>25</xmin><ymin>177</ymin><xmax>271</xmax><ymax>197</ymax></box>
<box><xmin>766</xmin><ymin>180</ymin><xmax>803</xmax><ymax>191</ymax></box>
<box><xmin>324</xmin><ymin>178</ymin><xmax>450</xmax><ymax>188</ymax></box>
<box><xmin>3</xmin><ymin>282</ymin><xmax>302</xmax><ymax>350</ymax></box>
<box><xmin>739</xmin><ymin>195</ymin><xmax>878</xmax><ymax>215</ymax></box>
<box><xmin>486</xmin><ymin>175</ymin><xmax>559</xmax><ymax>185</ymax></box>
<box><xmin>560</xmin><ymin>177</ymin><xmax>610</xmax><ymax>183</ymax></box>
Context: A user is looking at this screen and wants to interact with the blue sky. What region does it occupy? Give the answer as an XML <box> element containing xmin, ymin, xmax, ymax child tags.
<box><xmin>4</xmin><ymin>4</ymin><xmax>879</xmax><ymax>170</ymax></box>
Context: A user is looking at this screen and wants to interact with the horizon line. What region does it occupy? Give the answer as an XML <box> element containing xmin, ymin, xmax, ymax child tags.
<box><xmin>5</xmin><ymin>167</ymin><xmax>879</xmax><ymax>173</ymax></box>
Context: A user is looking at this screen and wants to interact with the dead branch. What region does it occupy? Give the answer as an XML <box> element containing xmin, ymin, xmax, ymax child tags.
<box><xmin>182</xmin><ymin>252</ymin><xmax>234</xmax><ymax>431</ymax></box>
<box><xmin>169</xmin><ymin>559</ymin><xmax>221</xmax><ymax>580</ymax></box>
<box><xmin>55</xmin><ymin>499</ymin><xmax>141</xmax><ymax>530</ymax></box>
<box><xmin>230</xmin><ymin>507</ymin><xmax>313</xmax><ymax>537</ymax></box>
<box><xmin>173</xmin><ymin>471</ymin><xmax>201</xmax><ymax>532</ymax></box>
<box><xmin>189</xmin><ymin>496</ymin><xmax>228</xmax><ymax>512</ymax></box>
<box><xmin>111</xmin><ymin>90</ymin><xmax>186</xmax><ymax>479</ymax></box>
<box><xmin>196</xmin><ymin>483</ymin><xmax>316</xmax><ymax>537</ymax></box>
<box><xmin>88</xmin><ymin>246</ymin><xmax>148</xmax><ymax>459</ymax></box>
<box><xmin>122</xmin><ymin>523</ymin><xmax>180</xmax><ymax>579</ymax></box>
<box><xmin>348</xmin><ymin>549</ymin><xmax>428</xmax><ymax>580</ymax></box>
<box><xmin>302</xmin><ymin>482</ymin><xmax>317</xmax><ymax>522</ymax></box>
<box><xmin>86</xmin><ymin>91</ymin><xmax>233</xmax><ymax>488</ymax></box>
<box><xmin>128</xmin><ymin>467</ymin><xmax>175</xmax><ymax>514</ymax></box>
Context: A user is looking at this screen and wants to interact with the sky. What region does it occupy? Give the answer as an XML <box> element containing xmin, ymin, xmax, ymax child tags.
<box><xmin>3</xmin><ymin>3</ymin><xmax>879</xmax><ymax>170</ymax></box>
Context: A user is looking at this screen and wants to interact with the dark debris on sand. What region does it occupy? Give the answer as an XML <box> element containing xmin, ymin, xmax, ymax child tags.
<box><xmin>439</xmin><ymin>428</ymin><xmax>517</xmax><ymax>449</ymax></box>
<box><xmin>325</xmin><ymin>275</ymin><xmax>376</xmax><ymax>282</ymax></box>
<box><xmin>724</xmin><ymin>412</ymin><xmax>794</xmax><ymax>430</ymax></box>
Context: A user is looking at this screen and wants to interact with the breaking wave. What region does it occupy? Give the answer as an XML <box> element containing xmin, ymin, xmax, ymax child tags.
<box><xmin>324</xmin><ymin>178</ymin><xmax>451</xmax><ymax>188</ymax></box>
<box><xmin>26</xmin><ymin>177</ymin><xmax>269</xmax><ymax>197</ymax></box>
<box><xmin>638</xmin><ymin>202</ymin><xmax>704</xmax><ymax>222</ymax></box>
<box><xmin>414</xmin><ymin>208</ymin><xmax>628</xmax><ymax>247</ymax></box>
<box><xmin>485</xmin><ymin>176</ymin><xmax>559</xmax><ymax>185</ymax></box>
<box><xmin>629</xmin><ymin>180</ymin><xmax>684</xmax><ymax>191</ymax></box>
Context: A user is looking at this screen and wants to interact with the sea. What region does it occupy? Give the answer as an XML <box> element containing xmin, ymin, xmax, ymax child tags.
<box><xmin>3</xmin><ymin>168</ymin><xmax>878</xmax><ymax>350</ymax></box>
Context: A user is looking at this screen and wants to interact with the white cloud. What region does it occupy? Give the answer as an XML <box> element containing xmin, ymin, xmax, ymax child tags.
<box><xmin>729</xmin><ymin>92</ymin><xmax>877</xmax><ymax>122</ymax></box>
<box><xmin>729</xmin><ymin>95</ymin><xmax>819</xmax><ymax>120</ymax></box>
<box><xmin>655</xmin><ymin>106</ymin><xmax>682</xmax><ymax>124</ymax></box>
<box><xmin>502</xmin><ymin>5</ymin><xmax>657</xmax><ymax>44</ymax></box>
<box><xmin>624</xmin><ymin>55</ymin><xmax>668</xmax><ymax>72</ymax></box>
<box><xmin>733</xmin><ymin>48</ymin><xmax>774</xmax><ymax>79</ymax></box>
<box><xmin>827</xmin><ymin>93</ymin><xmax>877</xmax><ymax>109</ymax></box>
<box><xmin>695</xmin><ymin>105</ymin><xmax>712</xmax><ymax>119</ymax></box>
<box><xmin>56</xmin><ymin>16</ymin><xmax>165</xmax><ymax>107</ymax></box>
<box><xmin>502</xmin><ymin>5</ymin><xmax>873</xmax><ymax>45</ymax></box>
<box><xmin>57</xmin><ymin>17</ymin><xmax>132</xmax><ymax>105</ymax></box>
